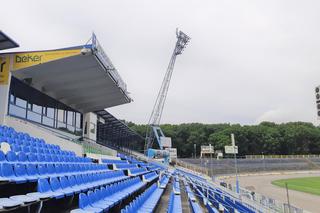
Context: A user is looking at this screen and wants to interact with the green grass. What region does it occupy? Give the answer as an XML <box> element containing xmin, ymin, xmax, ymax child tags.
<box><xmin>272</xmin><ymin>177</ymin><xmax>320</xmax><ymax>196</ymax></box>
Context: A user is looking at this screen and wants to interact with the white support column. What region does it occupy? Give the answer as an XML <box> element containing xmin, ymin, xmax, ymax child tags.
<box><xmin>83</xmin><ymin>112</ymin><xmax>97</xmax><ymax>142</ymax></box>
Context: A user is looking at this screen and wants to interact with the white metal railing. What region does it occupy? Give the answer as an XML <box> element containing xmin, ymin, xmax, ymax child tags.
<box><xmin>246</xmin><ymin>155</ymin><xmax>320</xmax><ymax>159</ymax></box>
<box><xmin>91</xmin><ymin>33</ymin><xmax>128</xmax><ymax>94</ymax></box>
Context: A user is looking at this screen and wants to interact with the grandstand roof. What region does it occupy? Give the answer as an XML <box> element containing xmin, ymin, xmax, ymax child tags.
<box><xmin>0</xmin><ymin>31</ymin><xmax>19</xmax><ymax>50</ymax></box>
<box><xmin>96</xmin><ymin>110</ymin><xmax>143</xmax><ymax>143</ymax></box>
<box><xmin>7</xmin><ymin>35</ymin><xmax>131</xmax><ymax>113</ymax></box>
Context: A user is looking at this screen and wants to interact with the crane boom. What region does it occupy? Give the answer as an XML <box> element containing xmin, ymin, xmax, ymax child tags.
<box><xmin>144</xmin><ymin>29</ymin><xmax>190</xmax><ymax>155</ymax></box>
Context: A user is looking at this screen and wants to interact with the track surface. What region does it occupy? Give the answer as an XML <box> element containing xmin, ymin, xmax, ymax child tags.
<box><xmin>222</xmin><ymin>171</ymin><xmax>320</xmax><ymax>213</ymax></box>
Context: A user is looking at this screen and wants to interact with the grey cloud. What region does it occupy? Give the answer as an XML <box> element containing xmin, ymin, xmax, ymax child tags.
<box><xmin>2</xmin><ymin>0</ymin><xmax>320</xmax><ymax>125</ymax></box>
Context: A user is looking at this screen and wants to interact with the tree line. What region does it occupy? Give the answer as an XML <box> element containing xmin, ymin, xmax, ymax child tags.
<box><xmin>125</xmin><ymin>121</ymin><xmax>320</xmax><ymax>158</ymax></box>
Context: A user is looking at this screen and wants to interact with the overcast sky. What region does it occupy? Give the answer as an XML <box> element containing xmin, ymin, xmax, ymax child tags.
<box><xmin>2</xmin><ymin>0</ymin><xmax>320</xmax><ymax>125</ymax></box>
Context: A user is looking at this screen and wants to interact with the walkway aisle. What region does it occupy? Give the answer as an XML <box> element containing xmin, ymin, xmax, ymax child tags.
<box><xmin>180</xmin><ymin>180</ymin><xmax>191</xmax><ymax>213</ymax></box>
<box><xmin>155</xmin><ymin>178</ymin><xmax>172</xmax><ymax>213</ymax></box>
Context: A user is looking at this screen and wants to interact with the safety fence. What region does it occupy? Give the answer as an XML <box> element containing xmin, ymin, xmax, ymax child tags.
<box><xmin>246</xmin><ymin>154</ymin><xmax>320</xmax><ymax>159</ymax></box>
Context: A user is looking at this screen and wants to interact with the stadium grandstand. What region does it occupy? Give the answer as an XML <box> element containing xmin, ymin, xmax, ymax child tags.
<box><xmin>0</xmin><ymin>31</ymin><xmax>301</xmax><ymax>213</ymax></box>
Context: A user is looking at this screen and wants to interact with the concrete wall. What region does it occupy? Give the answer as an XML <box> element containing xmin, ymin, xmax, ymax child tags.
<box><xmin>5</xmin><ymin>116</ymin><xmax>83</xmax><ymax>156</ymax></box>
<box><xmin>86</xmin><ymin>153</ymin><xmax>120</xmax><ymax>163</ymax></box>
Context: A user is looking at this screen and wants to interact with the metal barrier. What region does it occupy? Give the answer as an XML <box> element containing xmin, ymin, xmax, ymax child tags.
<box><xmin>177</xmin><ymin>160</ymin><xmax>307</xmax><ymax>213</ymax></box>
<box><xmin>91</xmin><ymin>33</ymin><xmax>128</xmax><ymax>94</ymax></box>
<box><xmin>176</xmin><ymin>159</ymin><xmax>209</xmax><ymax>176</ymax></box>
<box><xmin>246</xmin><ymin>154</ymin><xmax>320</xmax><ymax>159</ymax></box>
<box><xmin>228</xmin><ymin>184</ymin><xmax>305</xmax><ymax>213</ymax></box>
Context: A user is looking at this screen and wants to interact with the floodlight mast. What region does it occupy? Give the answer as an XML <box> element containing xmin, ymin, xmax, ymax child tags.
<box><xmin>144</xmin><ymin>29</ymin><xmax>190</xmax><ymax>155</ymax></box>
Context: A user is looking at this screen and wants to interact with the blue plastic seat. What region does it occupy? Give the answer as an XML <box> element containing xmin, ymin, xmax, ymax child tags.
<box><xmin>59</xmin><ymin>176</ymin><xmax>77</xmax><ymax>195</ymax></box>
<box><xmin>37</xmin><ymin>164</ymin><xmax>49</xmax><ymax>178</ymax></box>
<box><xmin>27</xmin><ymin>178</ymin><xmax>63</xmax><ymax>199</ymax></box>
<box><xmin>50</xmin><ymin>177</ymin><xmax>73</xmax><ymax>197</ymax></box>
<box><xmin>30</xmin><ymin>146</ymin><xmax>37</xmax><ymax>154</ymax></box>
<box><xmin>0</xmin><ymin>164</ymin><xmax>9</xmax><ymax>182</ymax></box>
<box><xmin>46</xmin><ymin>164</ymin><xmax>58</xmax><ymax>177</ymax></box>
<box><xmin>69</xmin><ymin>175</ymin><xmax>85</xmax><ymax>192</ymax></box>
<box><xmin>45</xmin><ymin>155</ymin><xmax>52</xmax><ymax>163</ymax></box>
<box><xmin>87</xmin><ymin>189</ymin><xmax>109</xmax><ymax>211</ymax></box>
<box><xmin>22</xmin><ymin>146</ymin><xmax>30</xmax><ymax>153</ymax></box>
<box><xmin>62</xmin><ymin>164</ymin><xmax>69</xmax><ymax>174</ymax></box>
<box><xmin>1</xmin><ymin>163</ymin><xmax>26</xmax><ymax>183</ymax></box>
<box><xmin>37</xmin><ymin>154</ymin><xmax>45</xmax><ymax>162</ymax></box>
<box><xmin>79</xmin><ymin>192</ymin><xmax>103</xmax><ymax>213</ymax></box>
<box><xmin>99</xmin><ymin>187</ymin><xmax>117</xmax><ymax>207</ymax></box>
<box><xmin>55</xmin><ymin>164</ymin><xmax>63</xmax><ymax>175</ymax></box>
<box><xmin>6</xmin><ymin>151</ymin><xmax>17</xmax><ymax>162</ymax></box>
<box><xmin>26</xmin><ymin>164</ymin><xmax>40</xmax><ymax>179</ymax></box>
<box><xmin>23</xmin><ymin>140</ymin><xmax>30</xmax><ymax>146</ymax></box>
<box><xmin>52</xmin><ymin>155</ymin><xmax>58</xmax><ymax>162</ymax></box>
<box><xmin>27</xmin><ymin>153</ymin><xmax>37</xmax><ymax>163</ymax></box>
<box><xmin>0</xmin><ymin>150</ymin><xmax>6</xmax><ymax>162</ymax></box>
<box><xmin>14</xmin><ymin>164</ymin><xmax>37</xmax><ymax>182</ymax></box>
<box><xmin>17</xmin><ymin>152</ymin><xmax>28</xmax><ymax>163</ymax></box>
<box><xmin>11</xmin><ymin>144</ymin><xmax>21</xmax><ymax>152</ymax></box>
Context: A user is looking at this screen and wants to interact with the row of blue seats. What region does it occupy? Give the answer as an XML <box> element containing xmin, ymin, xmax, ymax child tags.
<box><xmin>185</xmin><ymin>183</ymin><xmax>196</xmax><ymax>201</ymax></box>
<box><xmin>0</xmin><ymin>171</ymin><xmax>131</xmax><ymax>210</ymax></box>
<box><xmin>189</xmin><ymin>198</ymin><xmax>203</xmax><ymax>213</ymax></box>
<box><xmin>146</xmin><ymin>165</ymin><xmax>161</xmax><ymax>171</ymax></box>
<box><xmin>0</xmin><ymin>128</ymin><xmax>48</xmax><ymax>145</ymax></box>
<box><xmin>71</xmin><ymin>177</ymin><xmax>146</xmax><ymax>213</ymax></box>
<box><xmin>185</xmin><ymin>172</ymin><xmax>256</xmax><ymax>213</ymax></box>
<box><xmin>138</xmin><ymin>162</ymin><xmax>148</xmax><ymax>167</ymax></box>
<box><xmin>167</xmin><ymin>191</ymin><xmax>182</xmax><ymax>213</ymax></box>
<box><xmin>189</xmin><ymin>181</ymin><xmax>230</xmax><ymax>213</ymax></box>
<box><xmin>0</xmin><ymin>128</ymin><xmax>43</xmax><ymax>141</ymax></box>
<box><xmin>176</xmin><ymin>169</ymin><xmax>207</xmax><ymax>182</ymax></box>
<box><xmin>213</xmin><ymin>192</ymin><xmax>255</xmax><ymax>213</ymax></box>
<box><xmin>115</xmin><ymin>163</ymin><xmax>137</xmax><ymax>170</ymax></box>
<box><xmin>10</xmin><ymin>144</ymin><xmax>74</xmax><ymax>156</ymax></box>
<box><xmin>0</xmin><ymin>162</ymin><xmax>109</xmax><ymax>184</ymax></box>
<box><xmin>173</xmin><ymin>177</ymin><xmax>181</xmax><ymax>195</ymax></box>
<box><xmin>142</xmin><ymin>171</ymin><xmax>158</xmax><ymax>182</ymax></box>
<box><xmin>182</xmin><ymin>181</ymin><xmax>203</xmax><ymax>213</ymax></box>
<box><xmin>159</xmin><ymin>175</ymin><xmax>170</xmax><ymax>189</ymax></box>
<box><xmin>27</xmin><ymin>171</ymin><xmax>129</xmax><ymax>200</ymax></box>
<box><xmin>101</xmin><ymin>159</ymin><xmax>128</xmax><ymax>164</ymax></box>
<box><xmin>206</xmin><ymin>203</ymin><xmax>220</xmax><ymax>213</ymax></box>
<box><xmin>121</xmin><ymin>183</ymin><xmax>164</xmax><ymax>213</ymax></box>
<box><xmin>184</xmin><ymin>180</ymin><xmax>203</xmax><ymax>213</ymax></box>
<box><xmin>190</xmin><ymin>176</ymin><xmax>252</xmax><ymax>213</ymax></box>
<box><xmin>0</xmin><ymin>151</ymin><xmax>91</xmax><ymax>164</ymax></box>
<box><xmin>1</xmin><ymin>138</ymin><xmax>62</xmax><ymax>151</ymax></box>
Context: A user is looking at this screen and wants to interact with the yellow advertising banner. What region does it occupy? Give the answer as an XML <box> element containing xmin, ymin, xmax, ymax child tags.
<box><xmin>12</xmin><ymin>49</ymin><xmax>81</xmax><ymax>71</ymax></box>
<box><xmin>0</xmin><ymin>55</ymin><xmax>10</xmax><ymax>85</ymax></box>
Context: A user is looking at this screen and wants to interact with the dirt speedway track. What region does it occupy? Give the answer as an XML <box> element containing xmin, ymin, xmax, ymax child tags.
<box><xmin>222</xmin><ymin>171</ymin><xmax>320</xmax><ymax>213</ymax></box>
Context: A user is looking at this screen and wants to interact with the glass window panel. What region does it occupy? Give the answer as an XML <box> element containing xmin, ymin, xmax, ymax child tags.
<box><xmin>47</xmin><ymin>108</ymin><xmax>54</xmax><ymax>118</ymax></box>
<box><xmin>67</xmin><ymin>111</ymin><xmax>73</xmax><ymax>125</ymax></box>
<box><xmin>33</xmin><ymin>104</ymin><xmax>42</xmax><ymax>113</ymax></box>
<box><xmin>16</xmin><ymin>98</ymin><xmax>26</xmax><ymax>108</ymax></box>
<box><xmin>27</xmin><ymin>111</ymin><xmax>41</xmax><ymax>123</ymax></box>
<box><xmin>9</xmin><ymin>104</ymin><xmax>26</xmax><ymax>118</ymax></box>
<box><xmin>76</xmin><ymin>113</ymin><xmax>81</xmax><ymax>128</ymax></box>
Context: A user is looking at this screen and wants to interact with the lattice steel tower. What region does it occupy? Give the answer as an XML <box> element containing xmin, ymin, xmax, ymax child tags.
<box><xmin>144</xmin><ymin>29</ymin><xmax>190</xmax><ymax>154</ymax></box>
